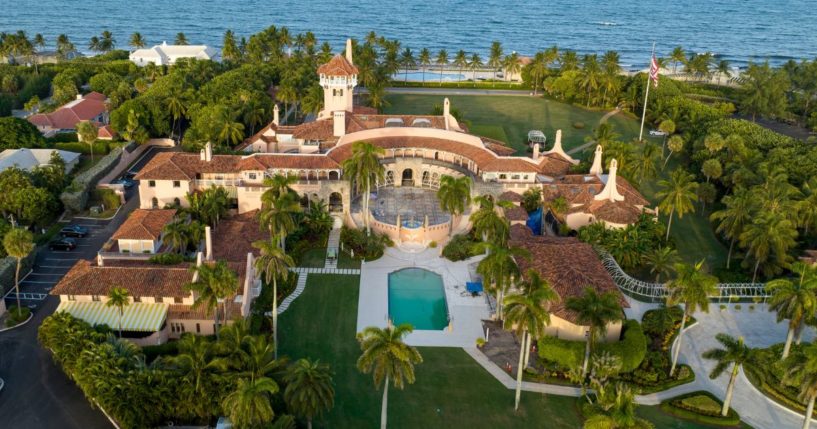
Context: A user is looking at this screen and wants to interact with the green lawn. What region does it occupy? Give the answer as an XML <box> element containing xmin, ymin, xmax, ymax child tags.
<box><xmin>637</xmin><ymin>405</ymin><xmax>754</xmax><ymax>429</ymax></box>
<box><xmin>298</xmin><ymin>248</ymin><xmax>327</xmax><ymax>268</ymax></box>
<box><xmin>337</xmin><ymin>250</ymin><xmax>362</xmax><ymax>269</ymax></box>
<box><xmin>384</xmin><ymin>94</ymin><xmax>642</xmax><ymax>154</ymax></box>
<box><xmin>278</xmin><ymin>274</ymin><xmax>726</xmax><ymax>428</ymax></box>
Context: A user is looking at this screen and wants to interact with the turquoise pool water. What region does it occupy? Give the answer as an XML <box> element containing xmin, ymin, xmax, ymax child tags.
<box><xmin>388</xmin><ymin>268</ymin><xmax>448</xmax><ymax>330</ymax></box>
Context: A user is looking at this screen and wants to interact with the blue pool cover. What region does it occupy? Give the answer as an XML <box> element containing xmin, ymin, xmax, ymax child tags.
<box><xmin>466</xmin><ymin>282</ymin><xmax>483</xmax><ymax>293</ymax></box>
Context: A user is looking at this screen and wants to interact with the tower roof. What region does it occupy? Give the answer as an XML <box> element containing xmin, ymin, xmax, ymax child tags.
<box><xmin>317</xmin><ymin>54</ymin><xmax>359</xmax><ymax>76</ymax></box>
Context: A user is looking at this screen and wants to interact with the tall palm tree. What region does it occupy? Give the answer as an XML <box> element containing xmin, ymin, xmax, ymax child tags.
<box><xmin>399</xmin><ymin>48</ymin><xmax>415</xmax><ymax>82</ymax></box>
<box><xmin>418</xmin><ymin>48</ymin><xmax>431</xmax><ymax>84</ymax></box>
<box><xmin>488</xmin><ymin>41</ymin><xmax>503</xmax><ymax>82</ymax></box>
<box><xmin>222</xmin><ymin>377</ymin><xmax>279</xmax><ymax>428</ymax></box>
<box><xmin>503</xmin><ymin>269</ymin><xmax>559</xmax><ymax>410</ymax></box>
<box><xmin>503</xmin><ymin>52</ymin><xmax>522</xmax><ymax>82</ymax></box>
<box><xmin>741</xmin><ymin>211</ymin><xmax>799</xmax><ymax>282</ymax></box>
<box><xmin>583</xmin><ymin>383</ymin><xmax>648</xmax><ymax>429</ymax></box>
<box><xmin>99</xmin><ymin>30</ymin><xmax>115</xmax><ymax>52</ymax></box>
<box><xmin>162</xmin><ymin>219</ymin><xmax>189</xmax><ymax>254</ymax></box>
<box><xmin>470</xmin><ymin>195</ymin><xmax>512</xmax><ymax>245</ymax></box>
<box><xmin>259</xmin><ymin>191</ymin><xmax>301</xmax><ymax>250</ymax></box>
<box><xmin>627</xmin><ymin>143</ymin><xmax>659</xmax><ymax>182</ymax></box>
<box><xmin>342</xmin><ymin>141</ymin><xmax>385</xmax><ymax>234</ymax></box>
<box><xmin>644</xmin><ymin>245</ymin><xmax>679</xmax><ymax>283</ymax></box>
<box><xmin>765</xmin><ymin>262</ymin><xmax>817</xmax><ymax>359</ymax></box>
<box><xmin>476</xmin><ymin>241</ymin><xmax>528</xmax><ymax>320</ymax></box>
<box><xmin>453</xmin><ymin>49</ymin><xmax>468</xmax><ymax>81</ymax></box>
<box><xmin>468</xmin><ymin>53</ymin><xmax>482</xmax><ymax>86</ymax></box>
<box><xmin>106</xmin><ymin>287</ymin><xmax>130</xmax><ymax>338</ymax></box>
<box><xmin>175</xmin><ymin>32</ymin><xmax>189</xmax><ymax>45</ymax></box>
<box><xmin>565</xmin><ymin>288</ymin><xmax>623</xmax><ymax>376</ymax></box>
<box><xmin>277</xmin><ymin>84</ymin><xmax>297</xmax><ymax>124</ymax></box>
<box><xmin>670</xmin><ymin>46</ymin><xmax>686</xmax><ymax>74</ymax></box>
<box><xmin>530</xmin><ymin>51</ymin><xmax>549</xmax><ymax>95</ymax></box>
<box><xmin>436</xmin><ymin>175</ymin><xmax>471</xmax><ymax>236</ymax></box>
<box><xmin>711</xmin><ymin>188</ymin><xmax>756</xmax><ymax>269</ymax></box>
<box><xmin>166</xmin><ymin>333</ymin><xmax>222</xmax><ymax>420</ymax></box>
<box><xmin>717</xmin><ymin>60</ymin><xmax>732</xmax><ymax>85</ymax></box>
<box><xmin>186</xmin><ymin>260</ymin><xmax>237</xmax><ymax>340</ymax></box>
<box><xmin>284</xmin><ymin>359</ymin><xmax>335</xmax><ymax>429</ymax></box>
<box><xmin>435</xmin><ymin>49</ymin><xmax>448</xmax><ymax>86</ymax></box>
<box><xmin>702</xmin><ymin>333</ymin><xmax>753</xmax><ymax>416</ymax></box>
<box><xmin>667</xmin><ymin>261</ymin><xmax>718</xmax><ymax>376</ymax></box>
<box><xmin>784</xmin><ymin>342</ymin><xmax>817</xmax><ymax>429</ymax></box>
<box><xmin>217</xmin><ymin>117</ymin><xmax>245</xmax><ymax>146</ymax></box>
<box><xmin>129</xmin><ymin>32</ymin><xmax>146</xmax><ymax>50</ymax></box>
<box><xmin>253</xmin><ymin>239</ymin><xmax>294</xmax><ymax>359</ymax></box>
<box><xmin>356</xmin><ymin>324</ymin><xmax>423</xmax><ymax>429</ymax></box>
<box><xmin>664</xmin><ymin>134</ymin><xmax>684</xmax><ymax>167</ymax></box>
<box><xmin>656</xmin><ymin>169</ymin><xmax>699</xmax><ymax>240</ymax></box>
<box><xmin>3</xmin><ymin>228</ymin><xmax>33</xmax><ymax>317</ymax></box>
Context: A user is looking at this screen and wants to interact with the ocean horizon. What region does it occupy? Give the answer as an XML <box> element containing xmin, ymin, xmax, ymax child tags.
<box><xmin>1</xmin><ymin>0</ymin><xmax>816</xmax><ymax>69</ymax></box>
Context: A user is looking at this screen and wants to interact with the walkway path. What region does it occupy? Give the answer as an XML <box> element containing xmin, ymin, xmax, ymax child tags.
<box><xmin>324</xmin><ymin>227</ymin><xmax>341</xmax><ymax>269</ymax></box>
<box><xmin>566</xmin><ymin>107</ymin><xmax>622</xmax><ymax>155</ymax></box>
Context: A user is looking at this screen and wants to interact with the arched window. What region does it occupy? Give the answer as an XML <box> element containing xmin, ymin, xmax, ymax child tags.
<box><xmin>329</xmin><ymin>171</ymin><xmax>340</xmax><ymax>180</ymax></box>
<box><xmin>151</xmin><ymin>197</ymin><xmax>159</xmax><ymax>209</ymax></box>
<box><xmin>434</xmin><ymin>151</ymin><xmax>439</xmax><ymax>160</ymax></box>
<box><xmin>401</xmin><ymin>169</ymin><xmax>414</xmax><ymax>187</ymax></box>
<box><xmin>173</xmin><ymin>198</ymin><xmax>181</xmax><ymax>207</ymax></box>
<box><xmin>329</xmin><ymin>192</ymin><xmax>343</xmax><ymax>213</ymax></box>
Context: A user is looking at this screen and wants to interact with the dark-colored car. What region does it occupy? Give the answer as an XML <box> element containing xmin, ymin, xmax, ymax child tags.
<box><xmin>50</xmin><ymin>237</ymin><xmax>77</xmax><ymax>251</ymax></box>
<box><xmin>113</xmin><ymin>178</ymin><xmax>136</xmax><ymax>189</ymax></box>
<box><xmin>60</xmin><ymin>225</ymin><xmax>88</xmax><ymax>238</ymax></box>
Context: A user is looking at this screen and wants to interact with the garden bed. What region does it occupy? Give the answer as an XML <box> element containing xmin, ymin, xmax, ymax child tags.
<box><xmin>659</xmin><ymin>391</ymin><xmax>741</xmax><ymax>427</ymax></box>
<box><xmin>2</xmin><ymin>306</ymin><xmax>32</xmax><ymax>328</ymax></box>
<box><xmin>742</xmin><ymin>343</ymin><xmax>817</xmax><ymax>419</ymax></box>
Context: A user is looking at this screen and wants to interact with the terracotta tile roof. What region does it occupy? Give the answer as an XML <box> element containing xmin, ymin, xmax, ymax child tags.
<box><xmin>353</xmin><ymin>105</ymin><xmax>378</xmax><ymax>115</ymax></box>
<box><xmin>317</xmin><ymin>54</ymin><xmax>359</xmax><ymax>76</ymax></box>
<box><xmin>134</xmin><ymin>152</ymin><xmax>241</xmax><ymax>180</ymax></box>
<box><xmin>543</xmin><ymin>174</ymin><xmax>650</xmax><ymax>225</ymax></box>
<box><xmin>97</xmin><ymin>125</ymin><xmax>116</xmax><ymax>139</ymax></box>
<box><xmin>572</xmin><ymin>199</ymin><xmax>645</xmax><ymax>225</ymax></box>
<box><xmin>504</xmin><ymin>205</ymin><xmax>529</xmax><ymax>221</ymax></box>
<box><xmin>237</xmin><ymin>154</ymin><xmax>340</xmax><ymax>170</ymax></box>
<box><xmin>499</xmin><ymin>191</ymin><xmax>524</xmax><ymax>202</ymax></box>
<box><xmin>27</xmin><ymin>93</ymin><xmax>107</xmax><ymax>130</ymax></box>
<box><xmin>482</xmin><ymin>157</ymin><xmax>541</xmax><ymax>173</ymax></box>
<box><xmin>483</xmin><ymin>140</ymin><xmax>517</xmax><ymax>156</ymax></box>
<box><xmin>537</xmin><ymin>153</ymin><xmax>573</xmax><ymax>177</ymax></box>
<box><xmin>616</xmin><ymin>177</ymin><xmax>650</xmax><ymax>206</ymax></box>
<box><xmin>51</xmin><ymin>260</ymin><xmax>192</xmax><ymax>298</ymax></box>
<box><xmin>212</xmin><ymin>210</ymin><xmax>267</xmax><ymax>263</ymax></box>
<box><xmin>509</xmin><ymin>233</ymin><xmax>627</xmax><ymax>323</ymax></box>
<box><xmin>292</xmin><ymin>119</ymin><xmax>335</xmax><ymax>140</ymax></box>
<box><xmin>168</xmin><ymin>302</ymin><xmax>242</xmax><ymax>321</ymax></box>
<box><xmin>112</xmin><ymin>209</ymin><xmax>177</xmax><ymax>241</ymax></box>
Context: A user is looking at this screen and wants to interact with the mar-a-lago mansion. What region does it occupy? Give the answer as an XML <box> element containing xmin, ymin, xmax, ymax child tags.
<box><xmin>136</xmin><ymin>39</ymin><xmax>651</xmax><ymax>246</ymax></box>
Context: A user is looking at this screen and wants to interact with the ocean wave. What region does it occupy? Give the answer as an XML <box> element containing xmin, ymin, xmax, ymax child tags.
<box><xmin>593</xmin><ymin>21</ymin><xmax>618</xmax><ymax>26</ymax></box>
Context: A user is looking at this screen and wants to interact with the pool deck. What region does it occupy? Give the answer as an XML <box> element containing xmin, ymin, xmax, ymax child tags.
<box><xmin>356</xmin><ymin>247</ymin><xmax>490</xmax><ymax>347</ymax></box>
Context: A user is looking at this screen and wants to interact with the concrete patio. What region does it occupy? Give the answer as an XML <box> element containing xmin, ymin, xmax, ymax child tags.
<box><xmin>356</xmin><ymin>247</ymin><xmax>489</xmax><ymax>347</ymax></box>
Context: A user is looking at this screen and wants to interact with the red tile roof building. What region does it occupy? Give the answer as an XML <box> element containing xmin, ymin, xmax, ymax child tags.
<box><xmin>28</xmin><ymin>92</ymin><xmax>109</xmax><ymax>136</ymax></box>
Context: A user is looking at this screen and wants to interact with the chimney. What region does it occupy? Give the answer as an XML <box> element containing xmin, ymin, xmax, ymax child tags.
<box><xmin>532</xmin><ymin>143</ymin><xmax>540</xmax><ymax>160</ymax></box>
<box><xmin>595</xmin><ymin>158</ymin><xmax>625</xmax><ymax>202</ymax></box>
<box><xmin>589</xmin><ymin>145</ymin><xmax>604</xmax><ymax>176</ymax></box>
<box><xmin>205</xmin><ymin>226</ymin><xmax>213</xmax><ymax>260</ymax></box>
<box><xmin>204</xmin><ymin>142</ymin><xmax>213</xmax><ymax>162</ymax></box>
<box><xmin>273</xmin><ymin>104</ymin><xmax>280</xmax><ymax>126</ymax></box>
<box><xmin>444</xmin><ymin>97</ymin><xmax>451</xmax><ymax>117</ymax></box>
<box><xmin>333</xmin><ymin>110</ymin><xmax>346</xmax><ymax>137</ymax></box>
<box><xmin>76</xmin><ymin>94</ymin><xmax>83</xmax><ymax>101</ymax></box>
<box><xmin>345</xmin><ymin>38</ymin><xmax>353</xmax><ymax>64</ymax></box>
<box><xmin>96</xmin><ymin>252</ymin><xmax>104</xmax><ymax>267</ymax></box>
<box><xmin>553</xmin><ymin>129</ymin><xmax>563</xmax><ymax>152</ymax></box>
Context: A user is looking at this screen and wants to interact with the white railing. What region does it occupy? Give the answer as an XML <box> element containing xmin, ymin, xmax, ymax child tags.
<box><xmin>195</xmin><ymin>179</ymin><xmax>241</xmax><ymax>187</ymax></box>
<box><xmin>599</xmin><ymin>251</ymin><xmax>769</xmax><ymax>302</ymax></box>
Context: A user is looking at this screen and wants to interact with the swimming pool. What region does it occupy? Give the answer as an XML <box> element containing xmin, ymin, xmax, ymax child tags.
<box><xmin>388</xmin><ymin>268</ymin><xmax>448</xmax><ymax>330</ymax></box>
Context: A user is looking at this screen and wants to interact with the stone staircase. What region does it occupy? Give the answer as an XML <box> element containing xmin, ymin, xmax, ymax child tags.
<box><xmin>324</xmin><ymin>224</ymin><xmax>341</xmax><ymax>269</ymax></box>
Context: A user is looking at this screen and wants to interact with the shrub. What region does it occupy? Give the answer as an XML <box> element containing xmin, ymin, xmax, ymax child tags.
<box><xmin>428</xmin><ymin>240</ymin><xmax>437</xmax><ymax>248</ymax></box>
<box><xmin>476</xmin><ymin>338</ymin><xmax>486</xmax><ymax>348</ymax></box>
<box><xmin>60</xmin><ymin>147</ymin><xmax>122</xmax><ymax>213</ymax></box>
<box><xmin>441</xmin><ymin>233</ymin><xmax>481</xmax><ymax>261</ymax></box>
<box><xmin>597</xmin><ymin>320</ymin><xmax>647</xmax><ymax>372</ymax></box>
<box><xmin>573</xmin><ymin>121</ymin><xmax>585</xmax><ymax>129</ymax></box>
<box><xmin>54</xmin><ymin>141</ymin><xmax>110</xmax><ymax>155</ymax></box>
<box><xmin>641</xmin><ymin>306</ymin><xmax>683</xmax><ymax>337</ymax></box>
<box><xmin>521</xmin><ymin>187</ymin><xmax>542</xmax><ymax>213</ymax></box>
<box><xmin>0</xmin><ymin>117</ymin><xmax>45</xmax><ymax>150</ymax></box>
<box><xmin>660</xmin><ymin>391</ymin><xmax>741</xmax><ymax>426</ymax></box>
<box><xmin>537</xmin><ymin>335</ymin><xmax>585</xmax><ymax>369</ymax></box>
<box><xmin>91</xmin><ymin>188</ymin><xmax>121</xmax><ymax>210</ymax></box>
<box><xmin>340</xmin><ymin>226</ymin><xmax>391</xmax><ymax>261</ymax></box>
<box><xmin>142</xmin><ymin>341</ymin><xmax>179</xmax><ymax>362</ymax></box>
<box><xmin>46</xmin><ymin>133</ymin><xmax>80</xmax><ymax>143</ymax></box>
<box><xmin>148</xmin><ymin>253</ymin><xmax>188</xmax><ymax>265</ymax></box>
<box><xmin>5</xmin><ymin>306</ymin><xmax>32</xmax><ymax>327</ymax></box>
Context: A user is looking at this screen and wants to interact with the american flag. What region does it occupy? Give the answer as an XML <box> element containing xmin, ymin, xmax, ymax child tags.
<box><xmin>649</xmin><ymin>54</ymin><xmax>660</xmax><ymax>88</ymax></box>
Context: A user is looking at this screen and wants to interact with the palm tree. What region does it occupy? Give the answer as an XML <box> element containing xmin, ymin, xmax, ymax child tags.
<box><xmin>253</xmin><ymin>239</ymin><xmax>294</xmax><ymax>359</ymax></box>
<box><xmin>627</xmin><ymin>142</ymin><xmax>659</xmax><ymax>182</ymax></box>
<box><xmin>129</xmin><ymin>32</ymin><xmax>146</xmax><ymax>50</ymax></box>
<box><xmin>488</xmin><ymin>41</ymin><xmax>503</xmax><ymax>82</ymax></box>
<box><xmin>667</xmin><ymin>261</ymin><xmax>718</xmax><ymax>376</ymax></box>
<box><xmin>702</xmin><ymin>333</ymin><xmax>753</xmax><ymax>416</ymax></box>
<box><xmin>222</xmin><ymin>377</ymin><xmax>279</xmax><ymax>428</ymax></box>
<box><xmin>784</xmin><ymin>342</ymin><xmax>817</xmax><ymax>429</ymax></box>
<box><xmin>356</xmin><ymin>324</ymin><xmax>423</xmax><ymax>429</ymax></box>
<box><xmin>418</xmin><ymin>48</ymin><xmax>431</xmax><ymax>84</ymax></box>
<box><xmin>163</xmin><ymin>219</ymin><xmax>189</xmax><ymax>254</ymax></box>
<box><xmin>670</xmin><ymin>46</ymin><xmax>686</xmax><ymax>74</ymax></box>
<box><xmin>468</xmin><ymin>53</ymin><xmax>482</xmax><ymax>86</ymax></box>
<box><xmin>503</xmin><ymin>270</ymin><xmax>559</xmax><ymax>410</ymax></box>
<box><xmin>436</xmin><ymin>175</ymin><xmax>471</xmax><ymax>236</ymax></box>
<box><xmin>530</xmin><ymin>52</ymin><xmax>549</xmax><ymax>95</ymax></box>
<box><xmin>75</xmin><ymin>121</ymin><xmax>98</xmax><ymax>162</ymax></box>
<box><xmin>284</xmin><ymin>359</ymin><xmax>335</xmax><ymax>429</ymax></box>
<box><xmin>583</xmin><ymin>383</ymin><xmax>649</xmax><ymax>429</ymax></box>
<box><xmin>186</xmin><ymin>260</ymin><xmax>237</xmax><ymax>340</ymax></box>
<box><xmin>503</xmin><ymin>52</ymin><xmax>522</xmax><ymax>82</ymax></box>
<box><xmin>740</xmin><ymin>212</ymin><xmax>798</xmax><ymax>283</ymax></box>
<box><xmin>99</xmin><ymin>30</ymin><xmax>115</xmax><ymax>52</ymax></box>
<box><xmin>717</xmin><ymin>60</ymin><xmax>732</xmax><ymax>85</ymax></box>
<box><xmin>166</xmin><ymin>91</ymin><xmax>187</xmax><ymax>139</ymax></box>
<box><xmin>435</xmin><ymin>49</ymin><xmax>448</xmax><ymax>86</ymax></box>
<box><xmin>259</xmin><ymin>191</ymin><xmax>301</xmax><ymax>249</ymax></box>
<box><xmin>399</xmin><ymin>48</ymin><xmax>415</xmax><ymax>82</ymax></box>
<box><xmin>166</xmin><ymin>333</ymin><xmax>222</xmax><ymax>420</ymax></box>
<box><xmin>656</xmin><ymin>169</ymin><xmax>699</xmax><ymax>240</ymax></box>
<box><xmin>476</xmin><ymin>241</ymin><xmax>528</xmax><ymax>320</ymax></box>
<box><xmin>644</xmin><ymin>245</ymin><xmax>679</xmax><ymax>282</ymax></box>
<box><xmin>664</xmin><ymin>135</ymin><xmax>684</xmax><ymax>167</ymax></box>
<box><xmin>56</xmin><ymin>34</ymin><xmax>74</xmax><ymax>59</ymax></box>
<box><xmin>342</xmin><ymin>141</ymin><xmax>385</xmax><ymax>235</ymax></box>
<box><xmin>175</xmin><ymin>32</ymin><xmax>189</xmax><ymax>45</ymax></box>
<box><xmin>765</xmin><ymin>262</ymin><xmax>817</xmax><ymax>359</ymax></box>
<box><xmin>3</xmin><ymin>228</ymin><xmax>33</xmax><ymax>317</ymax></box>
<box><xmin>565</xmin><ymin>288</ymin><xmax>623</xmax><ymax>376</ymax></box>
<box><xmin>470</xmin><ymin>195</ymin><xmax>512</xmax><ymax>245</ymax></box>
<box><xmin>217</xmin><ymin>117</ymin><xmax>245</xmax><ymax>147</ymax></box>
<box><xmin>106</xmin><ymin>287</ymin><xmax>130</xmax><ymax>338</ymax></box>
<box><xmin>453</xmin><ymin>50</ymin><xmax>468</xmax><ymax>81</ymax></box>
<box><xmin>711</xmin><ymin>188</ymin><xmax>755</xmax><ymax>269</ymax></box>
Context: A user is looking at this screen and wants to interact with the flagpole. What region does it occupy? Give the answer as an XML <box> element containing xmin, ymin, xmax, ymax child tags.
<box><xmin>638</xmin><ymin>42</ymin><xmax>656</xmax><ymax>142</ymax></box>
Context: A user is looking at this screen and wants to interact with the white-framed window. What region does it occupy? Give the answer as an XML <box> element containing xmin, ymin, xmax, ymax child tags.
<box><xmin>248</xmin><ymin>172</ymin><xmax>257</xmax><ymax>180</ymax></box>
<box><xmin>67</xmin><ymin>295</ymin><xmax>75</xmax><ymax>301</ymax></box>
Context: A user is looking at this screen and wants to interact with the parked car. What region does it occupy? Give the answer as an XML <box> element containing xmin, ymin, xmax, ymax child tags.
<box><xmin>649</xmin><ymin>129</ymin><xmax>668</xmax><ymax>137</ymax></box>
<box><xmin>60</xmin><ymin>225</ymin><xmax>88</xmax><ymax>238</ymax></box>
<box><xmin>113</xmin><ymin>177</ymin><xmax>136</xmax><ymax>189</ymax></box>
<box><xmin>50</xmin><ymin>237</ymin><xmax>77</xmax><ymax>251</ymax></box>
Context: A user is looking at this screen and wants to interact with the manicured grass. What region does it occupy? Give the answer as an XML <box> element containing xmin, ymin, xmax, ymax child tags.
<box><xmin>298</xmin><ymin>248</ymin><xmax>327</xmax><ymax>268</ymax></box>
<box><xmin>278</xmin><ymin>274</ymin><xmax>584</xmax><ymax>429</ymax></box>
<box><xmin>638</xmin><ymin>405</ymin><xmax>753</xmax><ymax>429</ymax></box>
<box><xmin>383</xmin><ymin>94</ymin><xmax>642</xmax><ymax>154</ymax></box>
<box><xmin>337</xmin><ymin>250</ymin><xmax>361</xmax><ymax>269</ymax></box>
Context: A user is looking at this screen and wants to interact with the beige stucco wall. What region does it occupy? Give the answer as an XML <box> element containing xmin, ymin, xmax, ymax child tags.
<box><xmin>117</xmin><ymin>239</ymin><xmax>158</xmax><ymax>253</ymax></box>
<box><xmin>336</xmin><ymin>126</ymin><xmax>485</xmax><ymax>149</ymax></box>
<box><xmin>60</xmin><ymin>294</ymin><xmax>195</xmax><ymax>306</ymax></box>
<box><xmin>543</xmin><ymin>314</ymin><xmax>623</xmax><ymax>342</ymax></box>
<box><xmin>139</xmin><ymin>180</ymin><xmax>192</xmax><ymax>209</ymax></box>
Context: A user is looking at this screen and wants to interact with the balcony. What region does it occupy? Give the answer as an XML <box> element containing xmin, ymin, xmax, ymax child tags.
<box><xmin>194</xmin><ymin>179</ymin><xmax>242</xmax><ymax>187</ymax></box>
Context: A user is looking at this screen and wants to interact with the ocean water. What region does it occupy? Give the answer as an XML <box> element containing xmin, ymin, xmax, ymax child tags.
<box><xmin>1</xmin><ymin>0</ymin><xmax>815</xmax><ymax>69</ymax></box>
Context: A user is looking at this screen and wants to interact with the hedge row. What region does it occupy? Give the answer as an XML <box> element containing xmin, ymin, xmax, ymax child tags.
<box><xmin>537</xmin><ymin>320</ymin><xmax>646</xmax><ymax>373</ymax></box>
<box><xmin>743</xmin><ymin>364</ymin><xmax>817</xmax><ymax>418</ymax></box>
<box><xmin>0</xmin><ymin>249</ymin><xmax>38</xmax><ymax>296</ymax></box>
<box><xmin>659</xmin><ymin>391</ymin><xmax>741</xmax><ymax>427</ymax></box>
<box><xmin>60</xmin><ymin>147</ymin><xmax>122</xmax><ymax>213</ymax></box>
<box><xmin>54</xmin><ymin>141</ymin><xmax>113</xmax><ymax>155</ymax></box>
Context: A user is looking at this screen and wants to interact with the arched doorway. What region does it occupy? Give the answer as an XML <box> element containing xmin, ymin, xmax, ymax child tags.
<box><xmin>151</xmin><ymin>197</ymin><xmax>159</xmax><ymax>209</ymax></box>
<box><xmin>401</xmin><ymin>169</ymin><xmax>414</xmax><ymax>187</ymax></box>
<box><xmin>329</xmin><ymin>171</ymin><xmax>340</xmax><ymax>180</ymax></box>
<box><xmin>329</xmin><ymin>192</ymin><xmax>343</xmax><ymax>213</ymax></box>
<box><xmin>173</xmin><ymin>197</ymin><xmax>181</xmax><ymax>207</ymax></box>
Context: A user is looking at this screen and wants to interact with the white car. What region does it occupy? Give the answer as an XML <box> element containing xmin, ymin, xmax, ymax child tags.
<box><xmin>649</xmin><ymin>130</ymin><xmax>668</xmax><ymax>137</ymax></box>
